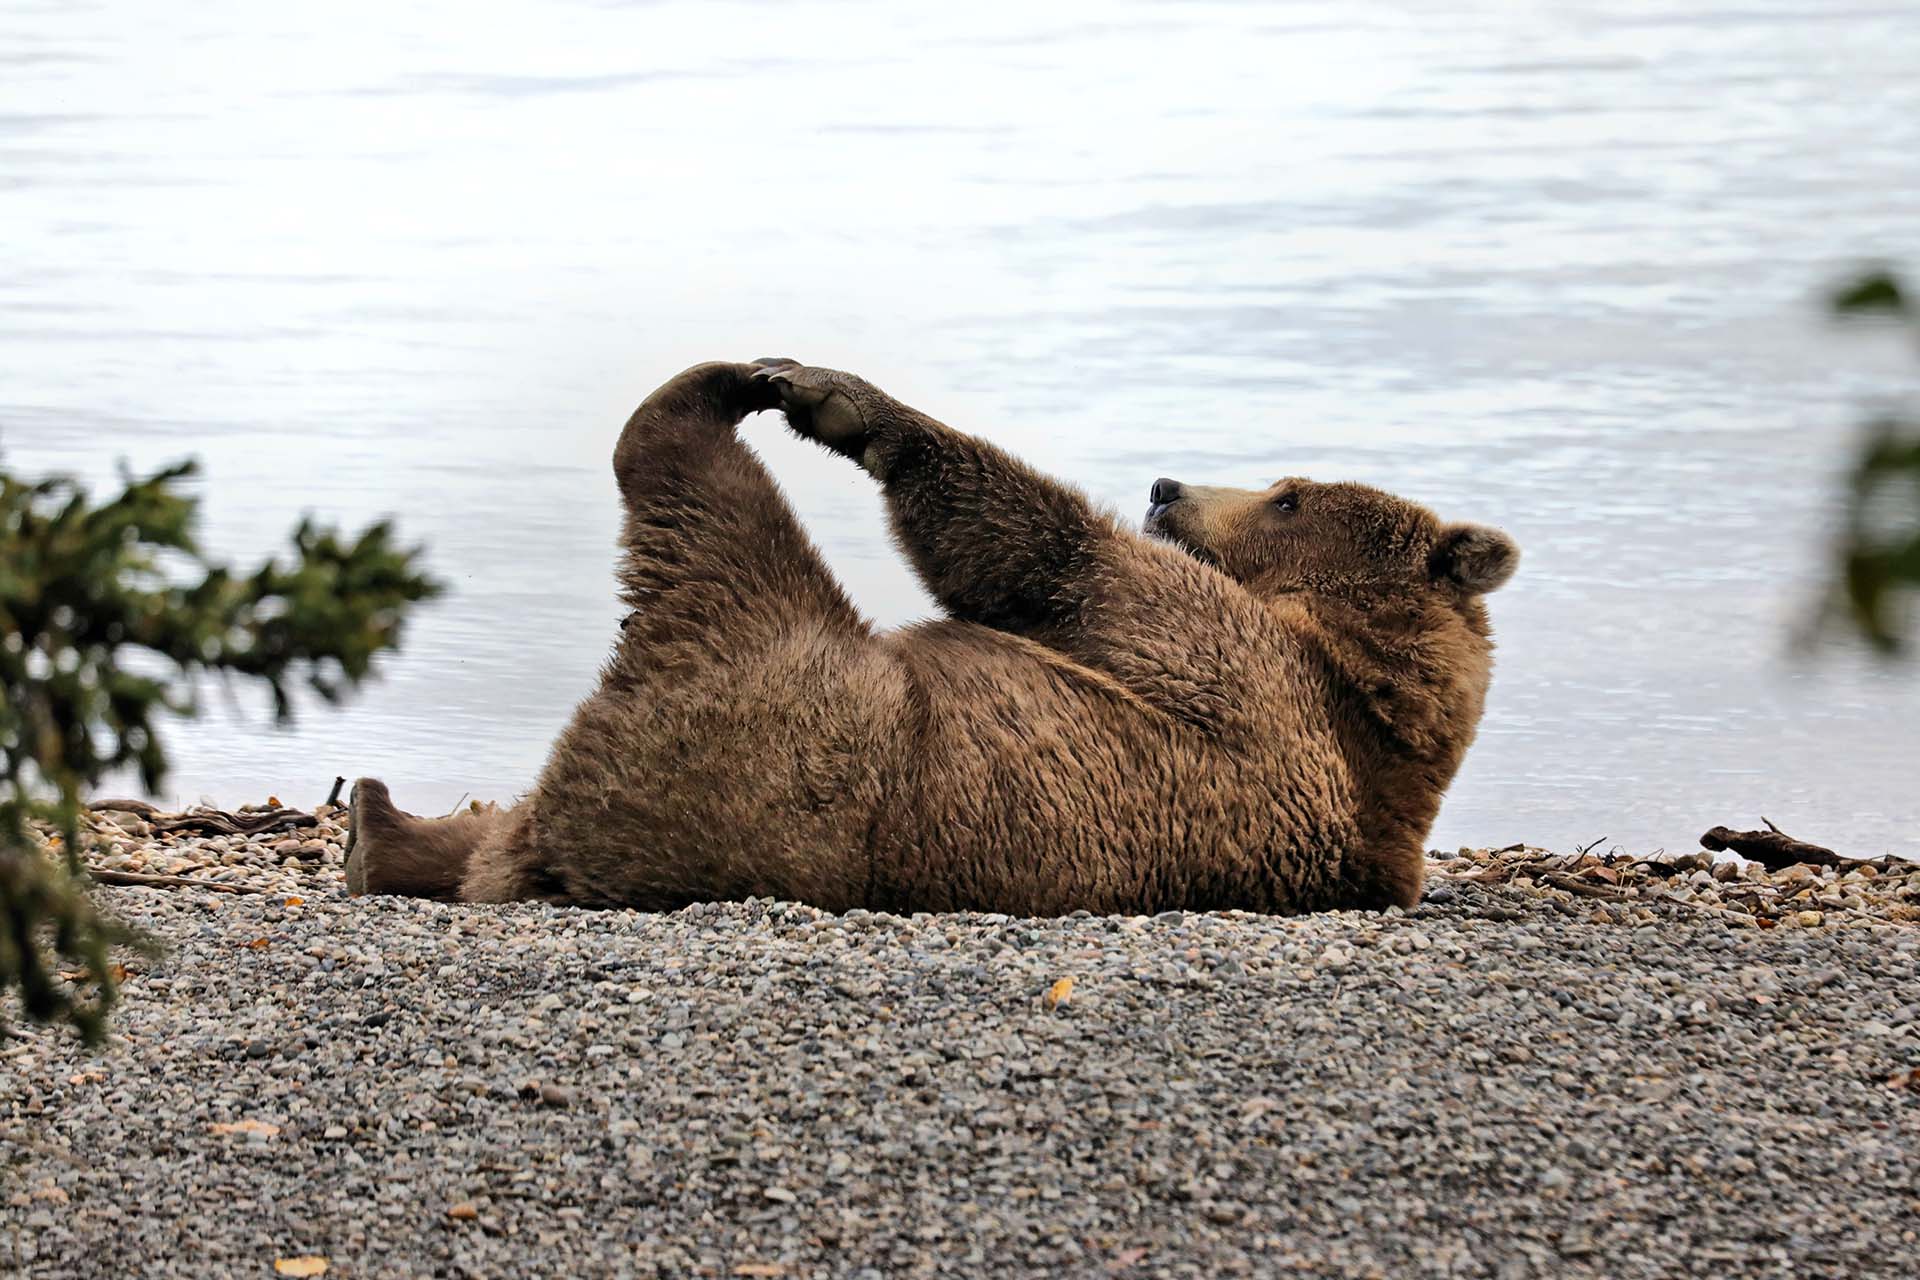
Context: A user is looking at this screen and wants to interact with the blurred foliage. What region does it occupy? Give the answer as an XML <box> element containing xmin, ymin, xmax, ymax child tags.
<box><xmin>1824</xmin><ymin>268</ymin><xmax>1920</xmax><ymax>653</ymax></box>
<box><xmin>1</xmin><ymin>458</ymin><xmax>440</xmax><ymax>1043</ymax></box>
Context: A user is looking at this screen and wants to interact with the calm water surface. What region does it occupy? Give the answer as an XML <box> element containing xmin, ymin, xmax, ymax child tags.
<box><xmin>5</xmin><ymin>1</ymin><xmax>1918</xmax><ymax>855</ymax></box>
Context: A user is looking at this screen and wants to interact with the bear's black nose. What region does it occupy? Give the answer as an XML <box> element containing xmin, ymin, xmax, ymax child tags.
<box><xmin>1150</xmin><ymin>477</ymin><xmax>1183</xmax><ymax>505</ymax></box>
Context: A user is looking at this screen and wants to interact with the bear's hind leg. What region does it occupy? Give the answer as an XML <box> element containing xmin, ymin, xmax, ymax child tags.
<box><xmin>344</xmin><ymin>778</ymin><xmax>509</xmax><ymax>900</ymax></box>
<box><xmin>610</xmin><ymin>360</ymin><xmax>866</xmax><ymax>666</ymax></box>
<box><xmin>458</xmin><ymin>799</ymin><xmax>574</xmax><ymax>904</ymax></box>
<box><xmin>460</xmin><ymin>361</ymin><xmax>904</xmax><ymax>913</ymax></box>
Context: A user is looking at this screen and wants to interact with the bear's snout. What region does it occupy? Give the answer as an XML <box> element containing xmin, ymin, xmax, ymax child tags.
<box><xmin>1145</xmin><ymin>478</ymin><xmax>1184</xmax><ymax>537</ymax></box>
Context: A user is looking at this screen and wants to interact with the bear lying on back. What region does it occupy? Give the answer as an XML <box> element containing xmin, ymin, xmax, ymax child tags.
<box><xmin>345</xmin><ymin>359</ymin><xmax>1517</xmax><ymax>915</ymax></box>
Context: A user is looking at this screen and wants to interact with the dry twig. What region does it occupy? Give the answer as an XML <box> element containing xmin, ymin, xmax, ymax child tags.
<box><xmin>84</xmin><ymin>868</ymin><xmax>268</xmax><ymax>895</ymax></box>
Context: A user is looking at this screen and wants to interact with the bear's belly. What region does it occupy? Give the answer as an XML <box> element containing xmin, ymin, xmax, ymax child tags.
<box><xmin>870</xmin><ymin>637</ymin><xmax>1355</xmax><ymax>916</ymax></box>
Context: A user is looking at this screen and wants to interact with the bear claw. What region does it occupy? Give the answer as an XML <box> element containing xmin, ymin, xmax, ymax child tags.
<box><xmin>751</xmin><ymin>362</ymin><xmax>839</xmax><ymax>407</ymax></box>
<box><xmin>748</xmin><ymin>362</ymin><xmax>876</xmax><ymax>461</ymax></box>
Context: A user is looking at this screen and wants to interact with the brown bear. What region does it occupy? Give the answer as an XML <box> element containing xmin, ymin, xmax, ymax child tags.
<box><xmin>344</xmin><ymin>359</ymin><xmax>1517</xmax><ymax>915</ymax></box>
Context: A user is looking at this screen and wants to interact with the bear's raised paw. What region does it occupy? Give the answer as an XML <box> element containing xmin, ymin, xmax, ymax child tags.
<box><xmin>751</xmin><ymin>360</ymin><xmax>879</xmax><ymax>460</ymax></box>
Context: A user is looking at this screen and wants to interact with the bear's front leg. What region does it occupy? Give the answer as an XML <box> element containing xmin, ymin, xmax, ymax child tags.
<box><xmin>753</xmin><ymin>359</ymin><xmax>1119</xmax><ymax>636</ymax></box>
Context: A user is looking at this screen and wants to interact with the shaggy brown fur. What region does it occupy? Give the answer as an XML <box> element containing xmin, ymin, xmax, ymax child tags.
<box><xmin>345</xmin><ymin>359</ymin><xmax>1517</xmax><ymax>915</ymax></box>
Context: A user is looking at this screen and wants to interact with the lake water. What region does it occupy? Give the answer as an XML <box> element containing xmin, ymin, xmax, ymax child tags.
<box><xmin>5</xmin><ymin>0</ymin><xmax>1918</xmax><ymax>857</ymax></box>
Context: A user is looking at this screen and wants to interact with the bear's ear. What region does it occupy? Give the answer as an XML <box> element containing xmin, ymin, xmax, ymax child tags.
<box><xmin>1429</xmin><ymin>523</ymin><xmax>1519</xmax><ymax>594</ymax></box>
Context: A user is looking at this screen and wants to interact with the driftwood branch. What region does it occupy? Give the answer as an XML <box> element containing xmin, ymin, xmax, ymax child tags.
<box><xmin>157</xmin><ymin>811</ymin><xmax>315</xmax><ymax>837</ymax></box>
<box><xmin>85</xmin><ymin>798</ymin><xmax>161</xmax><ymax>816</ymax></box>
<box><xmin>325</xmin><ymin>776</ymin><xmax>346</xmax><ymax>807</ymax></box>
<box><xmin>1700</xmin><ymin>821</ymin><xmax>1844</xmax><ymax>872</ymax></box>
<box><xmin>1540</xmin><ymin>872</ymin><xmax>1632</xmax><ymax>901</ymax></box>
<box><xmin>84</xmin><ymin>868</ymin><xmax>269</xmax><ymax>895</ymax></box>
<box><xmin>87</xmin><ymin>797</ymin><xmax>317</xmax><ymax>838</ymax></box>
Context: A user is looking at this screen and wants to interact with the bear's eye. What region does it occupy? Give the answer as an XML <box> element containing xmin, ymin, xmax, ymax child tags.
<box><xmin>1273</xmin><ymin>493</ymin><xmax>1299</xmax><ymax>513</ymax></box>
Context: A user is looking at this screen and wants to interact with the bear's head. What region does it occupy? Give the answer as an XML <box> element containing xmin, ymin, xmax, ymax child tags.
<box><xmin>1144</xmin><ymin>473</ymin><xmax>1517</xmax><ymax>908</ymax></box>
<box><xmin>1142</xmin><ymin>475</ymin><xmax>1517</xmax><ymax>608</ymax></box>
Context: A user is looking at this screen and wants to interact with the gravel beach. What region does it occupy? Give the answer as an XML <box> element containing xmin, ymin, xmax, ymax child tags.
<box><xmin>4</xmin><ymin>804</ymin><xmax>1919</xmax><ymax>1279</ymax></box>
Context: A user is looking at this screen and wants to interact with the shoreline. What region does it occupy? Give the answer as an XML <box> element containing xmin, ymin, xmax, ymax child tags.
<box><xmin>5</xmin><ymin>803</ymin><xmax>1918</xmax><ymax>1277</ymax></box>
<box><xmin>51</xmin><ymin>798</ymin><xmax>1920</xmax><ymax>931</ymax></box>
